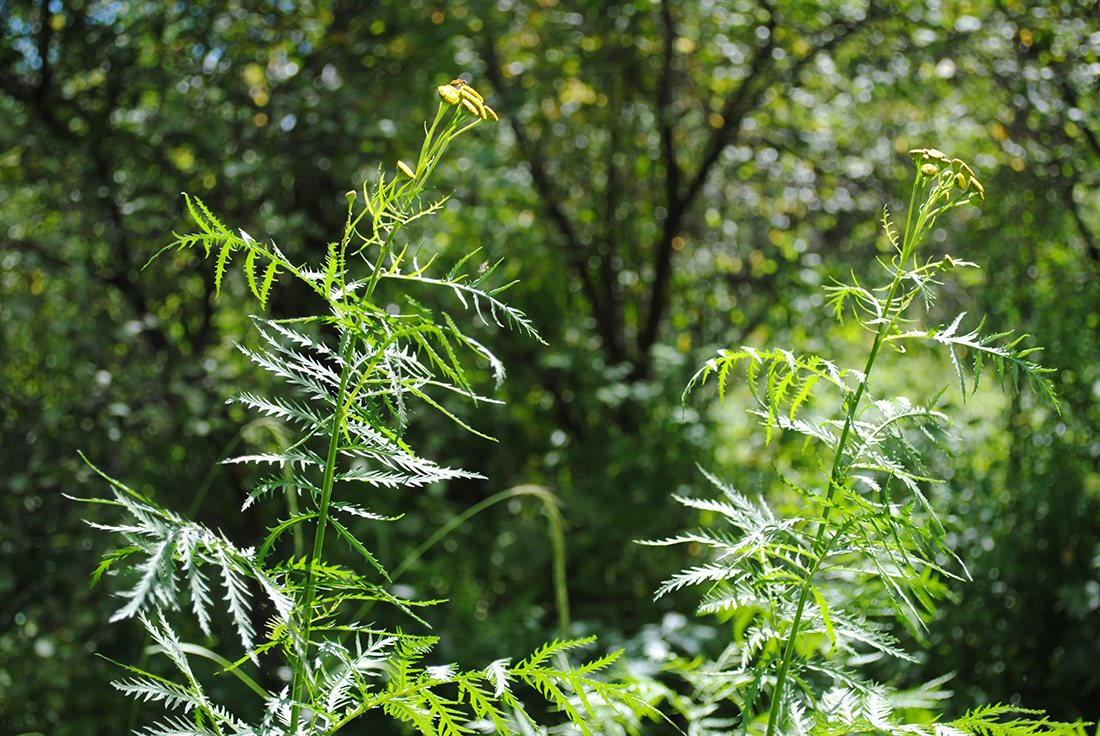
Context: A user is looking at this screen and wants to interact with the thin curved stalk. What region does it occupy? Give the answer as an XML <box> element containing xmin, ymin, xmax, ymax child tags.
<box><xmin>347</xmin><ymin>484</ymin><xmax>572</xmax><ymax>636</ymax></box>
<box><xmin>144</xmin><ymin>643</ymin><xmax>271</xmax><ymax>699</ymax></box>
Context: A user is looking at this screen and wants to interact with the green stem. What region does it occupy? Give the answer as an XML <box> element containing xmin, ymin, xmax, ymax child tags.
<box><xmin>764</xmin><ymin>281</ymin><xmax>901</xmax><ymax>736</ymax></box>
<box><xmin>147</xmin><ymin>643</ymin><xmax>271</xmax><ymax>699</ymax></box>
<box><xmin>545</xmin><ymin>495</ymin><xmax>571</xmax><ymax>634</ymax></box>
<box><xmin>289</xmin><ymin>331</ymin><xmax>357</xmax><ymax>732</ymax></box>
<box><xmin>764</xmin><ymin>176</ymin><xmax>925</xmax><ymax>736</ymax></box>
<box><xmin>763</xmin><ymin>575</ymin><xmax>812</xmax><ymax>732</ymax></box>
<box><xmin>763</xmin><ymin>515</ymin><xmax>861</xmax><ymax>735</ymax></box>
<box><xmin>818</xmin><ymin>276</ymin><xmax>901</xmax><ymax>527</ymax></box>
<box><xmin>364</xmin><ymin>226</ymin><xmax>395</xmax><ymax>302</ymax></box>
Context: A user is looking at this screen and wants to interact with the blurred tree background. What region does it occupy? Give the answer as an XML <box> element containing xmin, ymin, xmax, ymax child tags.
<box><xmin>1</xmin><ymin>0</ymin><xmax>1097</xmax><ymax>732</ymax></box>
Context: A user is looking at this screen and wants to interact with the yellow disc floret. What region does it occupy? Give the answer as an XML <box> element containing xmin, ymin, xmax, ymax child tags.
<box><xmin>438</xmin><ymin>84</ymin><xmax>460</xmax><ymax>105</ymax></box>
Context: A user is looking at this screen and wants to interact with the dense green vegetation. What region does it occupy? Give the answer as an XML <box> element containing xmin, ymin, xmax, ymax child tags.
<box><xmin>1</xmin><ymin>1</ymin><xmax>1097</xmax><ymax>733</ymax></box>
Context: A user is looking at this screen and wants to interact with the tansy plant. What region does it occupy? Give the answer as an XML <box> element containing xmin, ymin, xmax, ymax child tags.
<box><xmin>621</xmin><ymin>149</ymin><xmax>1084</xmax><ymax>736</ymax></box>
<box><xmin>76</xmin><ymin>79</ymin><xmax>641</xmax><ymax>736</ymax></box>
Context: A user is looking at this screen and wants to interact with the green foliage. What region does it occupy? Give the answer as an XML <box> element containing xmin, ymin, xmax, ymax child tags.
<box><xmin>3</xmin><ymin>1</ymin><xmax>1098</xmax><ymax>730</ymax></box>
<box><xmin>624</xmin><ymin>152</ymin><xmax>1083</xmax><ymax>736</ymax></box>
<box><xmin>75</xmin><ymin>83</ymin><xmax>643</xmax><ymax>736</ymax></box>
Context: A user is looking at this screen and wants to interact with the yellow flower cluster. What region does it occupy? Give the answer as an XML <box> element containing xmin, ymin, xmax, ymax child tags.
<box><xmin>438</xmin><ymin>79</ymin><xmax>498</xmax><ymax>121</ymax></box>
<box><xmin>910</xmin><ymin>148</ymin><xmax>984</xmax><ymax>202</ymax></box>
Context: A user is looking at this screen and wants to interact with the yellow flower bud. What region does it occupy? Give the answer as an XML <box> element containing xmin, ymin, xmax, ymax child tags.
<box><xmin>460</xmin><ymin>91</ymin><xmax>486</xmax><ymax>117</ymax></box>
<box><xmin>970</xmin><ymin>177</ymin><xmax>985</xmax><ymax>202</ymax></box>
<box><xmin>955</xmin><ymin>172</ymin><xmax>968</xmax><ymax>190</ymax></box>
<box><xmin>459</xmin><ymin>85</ymin><xmax>485</xmax><ymax>105</ymax></box>
<box><xmin>438</xmin><ymin>84</ymin><xmax>460</xmax><ymax>105</ymax></box>
<box><xmin>921</xmin><ymin>163</ymin><xmax>939</xmax><ymax>178</ymax></box>
<box><xmin>397</xmin><ymin>160</ymin><xmax>415</xmax><ymax>178</ymax></box>
<box><xmin>909</xmin><ymin>147</ymin><xmax>947</xmax><ymax>161</ymax></box>
<box><xmin>483</xmin><ymin>104</ymin><xmax>499</xmax><ymax>121</ymax></box>
<box><xmin>460</xmin><ymin>98</ymin><xmax>482</xmax><ymax>117</ymax></box>
<box><xmin>953</xmin><ymin>159</ymin><xmax>975</xmax><ymax>178</ymax></box>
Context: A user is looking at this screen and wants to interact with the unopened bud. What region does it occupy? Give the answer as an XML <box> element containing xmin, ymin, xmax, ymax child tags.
<box><xmin>438</xmin><ymin>84</ymin><xmax>460</xmax><ymax>105</ymax></box>
<box><xmin>909</xmin><ymin>147</ymin><xmax>947</xmax><ymax>161</ymax></box>
<box><xmin>920</xmin><ymin>163</ymin><xmax>939</xmax><ymax>178</ymax></box>
<box><xmin>459</xmin><ymin>85</ymin><xmax>485</xmax><ymax>105</ymax></box>
<box><xmin>955</xmin><ymin>173</ymin><xmax>968</xmax><ymax>190</ymax></box>
<box><xmin>397</xmin><ymin>160</ymin><xmax>416</xmax><ymax>178</ymax></box>
<box><xmin>953</xmin><ymin>159</ymin><xmax>975</xmax><ymax>178</ymax></box>
<box><xmin>460</xmin><ymin>98</ymin><xmax>482</xmax><ymax>117</ymax></box>
<box><xmin>461</xmin><ymin>91</ymin><xmax>486</xmax><ymax>117</ymax></box>
<box><xmin>345</xmin><ymin>190</ymin><xmax>356</xmax><ymax>202</ymax></box>
<box><xmin>970</xmin><ymin>177</ymin><xmax>985</xmax><ymax>202</ymax></box>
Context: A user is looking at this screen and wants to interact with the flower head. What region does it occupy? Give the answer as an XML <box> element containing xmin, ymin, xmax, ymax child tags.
<box><xmin>909</xmin><ymin>147</ymin><xmax>947</xmax><ymax>161</ymax></box>
<box><xmin>440</xmin><ymin>77</ymin><xmax>497</xmax><ymax>121</ymax></box>
<box><xmin>910</xmin><ymin>149</ymin><xmax>984</xmax><ymax>204</ymax></box>
<box><xmin>397</xmin><ymin>160</ymin><xmax>416</xmax><ymax>178</ymax></box>
<box><xmin>438</xmin><ymin>84</ymin><xmax>460</xmax><ymax>105</ymax></box>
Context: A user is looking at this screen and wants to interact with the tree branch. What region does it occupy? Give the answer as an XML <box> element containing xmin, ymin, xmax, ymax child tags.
<box><xmin>480</xmin><ymin>34</ymin><xmax>627</xmax><ymax>363</ymax></box>
<box><xmin>678</xmin><ymin>3</ymin><xmax>778</xmax><ymax>212</ymax></box>
<box><xmin>658</xmin><ymin>0</ymin><xmax>683</xmax><ymax>210</ymax></box>
<box><xmin>634</xmin><ymin>4</ymin><xmax>870</xmax><ymax>378</ymax></box>
<box><xmin>35</xmin><ymin>1</ymin><xmax>54</xmax><ymax>101</ymax></box>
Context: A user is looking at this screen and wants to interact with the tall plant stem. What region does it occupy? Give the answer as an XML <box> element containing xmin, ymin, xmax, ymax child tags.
<box><xmin>290</xmin><ymin>331</ymin><xmax>358</xmax><ymax>732</ymax></box>
<box><xmin>764</xmin><ymin>187</ymin><xmax>922</xmax><ymax>736</ymax></box>
<box><xmin>817</xmin><ymin>175</ymin><xmax>922</xmax><ymax>531</ymax></box>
